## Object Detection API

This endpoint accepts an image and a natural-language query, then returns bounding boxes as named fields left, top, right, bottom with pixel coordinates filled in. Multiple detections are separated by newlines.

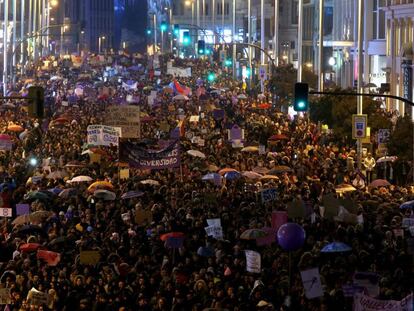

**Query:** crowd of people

left=0, top=52, right=412, bottom=311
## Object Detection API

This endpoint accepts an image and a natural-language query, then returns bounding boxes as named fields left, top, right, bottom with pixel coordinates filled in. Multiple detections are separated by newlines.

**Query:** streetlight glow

left=50, top=0, right=58, bottom=7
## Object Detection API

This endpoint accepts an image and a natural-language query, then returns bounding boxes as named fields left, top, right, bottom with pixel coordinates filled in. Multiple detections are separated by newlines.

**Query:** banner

left=245, top=250, right=261, bottom=274
left=353, top=293, right=413, bottom=311
left=87, top=125, right=120, bottom=146
left=105, top=105, right=140, bottom=138
left=167, top=67, right=192, bottom=77
left=120, top=139, right=180, bottom=170
left=122, top=81, right=138, bottom=91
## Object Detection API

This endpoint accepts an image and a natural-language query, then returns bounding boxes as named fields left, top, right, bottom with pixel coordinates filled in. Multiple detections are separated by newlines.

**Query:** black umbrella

left=0, top=271, right=16, bottom=283
left=16, top=225, right=46, bottom=237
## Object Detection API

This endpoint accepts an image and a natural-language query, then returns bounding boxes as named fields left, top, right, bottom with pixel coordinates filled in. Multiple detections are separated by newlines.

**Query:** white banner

left=205, top=225, right=223, bottom=240
left=245, top=250, right=261, bottom=274
left=167, top=66, right=192, bottom=77
left=353, top=293, right=413, bottom=311
left=87, top=125, right=120, bottom=146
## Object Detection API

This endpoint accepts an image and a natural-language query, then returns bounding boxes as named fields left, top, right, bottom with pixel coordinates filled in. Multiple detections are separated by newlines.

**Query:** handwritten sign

left=105, top=105, right=140, bottom=138
left=300, top=268, right=324, bottom=299
left=0, top=288, right=11, bottom=305
left=0, top=208, right=12, bottom=217
left=87, top=125, right=120, bottom=146
left=245, top=250, right=261, bottom=273
left=261, top=188, right=277, bottom=204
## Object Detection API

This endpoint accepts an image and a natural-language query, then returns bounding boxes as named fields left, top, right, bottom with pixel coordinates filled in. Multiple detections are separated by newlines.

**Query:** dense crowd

left=0, top=52, right=412, bottom=311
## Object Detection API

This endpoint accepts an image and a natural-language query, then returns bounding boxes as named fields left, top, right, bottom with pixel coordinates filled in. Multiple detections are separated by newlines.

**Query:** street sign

left=259, top=65, right=267, bottom=80
left=377, top=129, right=390, bottom=144
left=352, top=114, right=368, bottom=139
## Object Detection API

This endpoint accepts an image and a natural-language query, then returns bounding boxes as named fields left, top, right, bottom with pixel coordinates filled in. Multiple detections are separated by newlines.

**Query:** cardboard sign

left=300, top=268, right=324, bottom=299
left=119, top=168, right=130, bottom=180
left=79, top=251, right=101, bottom=265
left=105, top=105, right=141, bottom=138
left=135, top=209, right=153, bottom=225
left=0, top=288, right=11, bottom=305
left=0, top=208, right=12, bottom=217
left=205, top=226, right=223, bottom=240
left=27, top=288, right=49, bottom=306
left=245, top=250, right=261, bottom=273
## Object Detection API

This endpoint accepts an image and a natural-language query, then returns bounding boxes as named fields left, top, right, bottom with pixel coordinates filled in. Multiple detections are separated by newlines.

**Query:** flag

left=37, top=250, right=61, bottom=266
left=174, top=80, right=191, bottom=96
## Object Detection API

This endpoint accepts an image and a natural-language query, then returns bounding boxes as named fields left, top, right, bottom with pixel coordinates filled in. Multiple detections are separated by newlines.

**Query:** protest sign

left=27, top=288, right=49, bottom=306
left=0, top=139, right=12, bottom=151
left=205, top=226, right=223, bottom=240
left=261, top=188, right=277, bottom=204
left=167, top=66, right=192, bottom=77
left=105, top=105, right=140, bottom=138
left=402, top=218, right=414, bottom=228
left=0, top=208, right=12, bottom=217
left=135, top=208, right=153, bottom=225
left=245, top=250, right=261, bottom=273
left=79, top=251, right=101, bottom=265
left=207, top=218, right=221, bottom=227
left=353, top=293, right=413, bottom=311
left=271, top=211, right=288, bottom=230
left=16, top=204, right=30, bottom=216
left=120, top=139, right=180, bottom=170
left=87, top=125, right=119, bottom=146
left=300, top=268, right=324, bottom=299
left=119, top=168, right=130, bottom=180
left=228, top=125, right=244, bottom=142
left=0, top=288, right=11, bottom=304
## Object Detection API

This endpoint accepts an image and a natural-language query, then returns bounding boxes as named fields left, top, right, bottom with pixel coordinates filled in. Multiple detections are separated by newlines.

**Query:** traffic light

left=197, top=40, right=205, bottom=55
left=224, top=58, right=232, bottom=67
left=28, top=86, right=45, bottom=118
left=207, top=72, right=215, bottom=82
left=160, top=21, right=167, bottom=32
left=293, top=82, right=309, bottom=112
left=183, top=31, right=190, bottom=45
left=173, top=24, right=180, bottom=36
left=146, top=29, right=152, bottom=35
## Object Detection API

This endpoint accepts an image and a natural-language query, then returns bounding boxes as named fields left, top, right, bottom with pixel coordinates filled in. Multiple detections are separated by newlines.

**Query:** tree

left=387, top=116, right=413, bottom=160
left=268, top=65, right=318, bottom=104
left=309, top=90, right=393, bottom=142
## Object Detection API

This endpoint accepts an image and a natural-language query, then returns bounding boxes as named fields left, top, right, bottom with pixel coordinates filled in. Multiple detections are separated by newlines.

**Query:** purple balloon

left=277, top=223, right=306, bottom=251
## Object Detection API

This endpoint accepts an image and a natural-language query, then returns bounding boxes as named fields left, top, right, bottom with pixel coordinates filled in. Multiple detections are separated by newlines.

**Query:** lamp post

left=98, top=36, right=105, bottom=54
left=318, top=0, right=324, bottom=92
left=232, top=0, right=236, bottom=79
left=20, top=0, right=25, bottom=73
left=3, top=0, right=9, bottom=96
left=356, top=0, right=364, bottom=170
left=273, top=0, right=279, bottom=66
left=297, top=0, right=303, bottom=82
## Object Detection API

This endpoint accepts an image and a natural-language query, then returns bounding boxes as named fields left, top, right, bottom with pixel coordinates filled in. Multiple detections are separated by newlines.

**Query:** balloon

left=277, top=223, right=306, bottom=251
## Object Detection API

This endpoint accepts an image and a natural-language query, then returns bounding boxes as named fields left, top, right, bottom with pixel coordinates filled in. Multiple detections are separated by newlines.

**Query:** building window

left=373, top=0, right=385, bottom=39
left=291, top=0, right=298, bottom=25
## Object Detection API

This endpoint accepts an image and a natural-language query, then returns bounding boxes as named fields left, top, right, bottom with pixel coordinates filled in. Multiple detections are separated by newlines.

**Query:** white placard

left=300, top=268, right=324, bottom=299
left=0, top=208, right=12, bottom=217
left=87, top=125, right=119, bottom=146
left=245, top=250, right=261, bottom=273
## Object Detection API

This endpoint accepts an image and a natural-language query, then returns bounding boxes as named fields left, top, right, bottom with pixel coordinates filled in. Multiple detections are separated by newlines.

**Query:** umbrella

left=257, top=103, right=271, bottom=109
left=0, top=271, right=16, bottom=283
left=400, top=200, right=414, bottom=209
left=140, top=179, right=160, bottom=186
left=268, top=134, right=289, bottom=141
left=202, top=173, right=222, bottom=186
left=160, top=232, right=184, bottom=241
left=369, top=179, right=391, bottom=188
left=242, top=171, right=263, bottom=180
left=218, top=168, right=238, bottom=176
left=52, top=117, right=69, bottom=124
left=224, top=171, right=241, bottom=180
left=48, top=236, right=69, bottom=247
left=93, top=190, right=116, bottom=201
left=241, top=146, right=259, bottom=152
left=237, top=94, right=247, bottom=99
left=240, top=229, right=269, bottom=240
left=197, top=246, right=215, bottom=257
left=29, top=211, right=53, bottom=223
left=12, top=214, right=30, bottom=226
left=121, top=191, right=144, bottom=199
left=58, top=188, right=78, bottom=199
left=87, top=181, right=114, bottom=192
left=16, top=225, right=46, bottom=237
left=19, top=243, right=42, bottom=253
left=253, top=166, right=270, bottom=175
left=48, top=188, right=62, bottom=195
left=24, top=191, right=50, bottom=201
left=187, top=150, right=206, bottom=159
left=173, top=94, right=189, bottom=101
left=376, top=156, right=397, bottom=163
left=335, top=184, right=356, bottom=193
left=7, top=124, right=24, bottom=132
left=64, top=161, right=85, bottom=168
left=69, top=175, right=93, bottom=183
left=268, top=166, right=293, bottom=174
left=321, top=242, right=352, bottom=253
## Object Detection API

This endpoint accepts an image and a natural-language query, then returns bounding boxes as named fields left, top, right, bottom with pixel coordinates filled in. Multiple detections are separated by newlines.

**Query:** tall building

left=381, top=0, right=414, bottom=116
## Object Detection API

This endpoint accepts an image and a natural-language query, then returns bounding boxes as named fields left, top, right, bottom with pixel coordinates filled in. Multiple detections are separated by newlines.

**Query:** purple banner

left=120, top=139, right=180, bottom=170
